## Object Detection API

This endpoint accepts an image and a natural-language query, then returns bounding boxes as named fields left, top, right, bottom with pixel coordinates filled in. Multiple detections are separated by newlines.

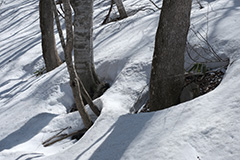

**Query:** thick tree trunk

left=63, top=0, right=93, bottom=129
left=149, top=0, right=192, bottom=111
left=71, top=0, right=100, bottom=98
left=114, top=0, right=127, bottom=19
left=39, top=0, right=62, bottom=72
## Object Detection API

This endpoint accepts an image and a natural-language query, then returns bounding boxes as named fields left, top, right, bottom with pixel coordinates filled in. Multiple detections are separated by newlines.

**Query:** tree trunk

left=52, top=0, right=66, bottom=50
left=149, top=0, right=192, bottom=111
left=114, top=0, right=127, bottom=19
left=71, top=0, right=100, bottom=98
left=63, top=0, right=93, bottom=129
left=39, top=0, right=62, bottom=72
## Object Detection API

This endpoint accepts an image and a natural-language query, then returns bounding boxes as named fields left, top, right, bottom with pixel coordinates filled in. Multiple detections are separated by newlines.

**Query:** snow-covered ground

left=0, top=0, right=240, bottom=159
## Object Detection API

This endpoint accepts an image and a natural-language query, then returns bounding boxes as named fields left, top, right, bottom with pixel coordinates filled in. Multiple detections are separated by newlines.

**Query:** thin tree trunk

left=114, top=0, right=127, bottom=19
left=63, top=0, right=93, bottom=129
left=39, top=0, right=62, bottom=72
left=52, top=0, right=66, bottom=50
left=71, top=0, right=100, bottom=98
left=102, top=0, right=114, bottom=25
left=78, top=79, right=101, bottom=116
left=149, top=0, right=192, bottom=111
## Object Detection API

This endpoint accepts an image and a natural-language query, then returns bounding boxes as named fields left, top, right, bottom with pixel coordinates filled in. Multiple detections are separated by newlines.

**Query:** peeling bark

left=71, top=0, right=100, bottom=98
left=63, top=0, right=93, bottom=129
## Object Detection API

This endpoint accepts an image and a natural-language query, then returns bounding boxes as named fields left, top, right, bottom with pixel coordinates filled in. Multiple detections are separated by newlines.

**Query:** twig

left=184, top=72, right=204, bottom=78
left=196, top=0, right=204, bottom=9
left=55, top=0, right=65, bottom=18
left=102, top=0, right=114, bottom=25
left=149, top=0, right=161, bottom=10
left=190, top=28, right=223, bottom=62
left=43, top=128, right=87, bottom=147
left=134, top=84, right=149, bottom=113
left=59, top=3, right=65, bottom=18
left=186, top=41, right=213, bottom=62
left=57, top=7, right=65, bottom=19
left=42, top=127, right=69, bottom=146
left=186, top=43, right=199, bottom=63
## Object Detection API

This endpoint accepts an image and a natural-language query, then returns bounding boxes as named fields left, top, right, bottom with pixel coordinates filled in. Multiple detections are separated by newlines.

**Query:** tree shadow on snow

left=75, top=113, right=153, bottom=160
left=0, top=113, right=57, bottom=152
left=16, top=153, right=44, bottom=160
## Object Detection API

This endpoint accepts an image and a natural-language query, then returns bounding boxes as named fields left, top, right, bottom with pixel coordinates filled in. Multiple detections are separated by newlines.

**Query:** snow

left=0, top=0, right=240, bottom=159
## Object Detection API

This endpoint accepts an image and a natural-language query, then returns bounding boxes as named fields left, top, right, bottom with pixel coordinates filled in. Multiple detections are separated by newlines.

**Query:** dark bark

left=149, top=0, right=192, bottom=111
left=39, top=0, right=62, bottom=72
left=114, top=0, right=128, bottom=19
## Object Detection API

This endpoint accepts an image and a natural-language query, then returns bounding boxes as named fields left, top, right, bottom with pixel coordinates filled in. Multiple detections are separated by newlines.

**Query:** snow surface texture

left=0, top=0, right=240, bottom=159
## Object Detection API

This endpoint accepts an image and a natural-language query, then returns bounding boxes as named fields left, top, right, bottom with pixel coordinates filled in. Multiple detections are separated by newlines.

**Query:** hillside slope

left=0, top=0, right=240, bottom=159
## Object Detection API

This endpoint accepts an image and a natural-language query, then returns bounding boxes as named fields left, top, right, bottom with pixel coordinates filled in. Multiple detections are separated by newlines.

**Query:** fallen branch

left=43, top=128, right=87, bottom=147
left=42, top=127, right=69, bottom=146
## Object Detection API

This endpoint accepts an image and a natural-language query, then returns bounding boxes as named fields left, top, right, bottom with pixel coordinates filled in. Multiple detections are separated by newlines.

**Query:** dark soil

left=185, top=67, right=226, bottom=95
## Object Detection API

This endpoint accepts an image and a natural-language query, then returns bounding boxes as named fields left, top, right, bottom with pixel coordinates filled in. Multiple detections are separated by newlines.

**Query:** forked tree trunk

left=114, top=0, right=127, bottom=19
left=63, top=0, right=93, bottom=129
left=71, top=0, right=100, bottom=98
left=102, top=0, right=127, bottom=25
left=39, top=0, right=62, bottom=72
left=149, top=0, right=192, bottom=111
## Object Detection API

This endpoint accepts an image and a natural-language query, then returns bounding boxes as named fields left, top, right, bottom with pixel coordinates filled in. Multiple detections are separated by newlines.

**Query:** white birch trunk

left=63, top=0, right=93, bottom=129
left=71, top=0, right=100, bottom=97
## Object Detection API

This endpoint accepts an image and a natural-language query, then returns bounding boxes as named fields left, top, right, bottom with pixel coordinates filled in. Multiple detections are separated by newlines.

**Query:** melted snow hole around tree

left=132, top=64, right=228, bottom=113
left=180, top=65, right=228, bottom=103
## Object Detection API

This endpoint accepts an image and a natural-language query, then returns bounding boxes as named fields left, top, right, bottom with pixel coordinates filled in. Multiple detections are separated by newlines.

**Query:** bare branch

left=190, top=28, right=223, bottom=62
left=43, top=128, right=87, bottom=147
left=102, top=0, right=114, bottom=25
left=149, top=0, right=161, bottom=10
